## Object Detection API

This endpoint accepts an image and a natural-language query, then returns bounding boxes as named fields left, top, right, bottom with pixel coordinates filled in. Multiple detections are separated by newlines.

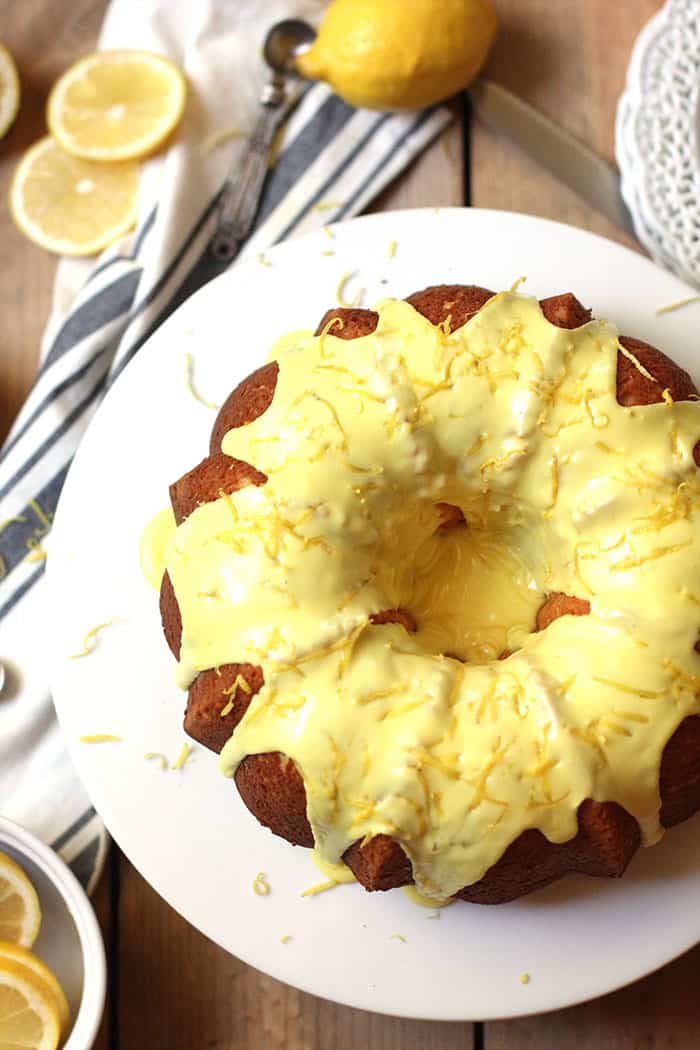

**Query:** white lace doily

left=616, top=0, right=700, bottom=287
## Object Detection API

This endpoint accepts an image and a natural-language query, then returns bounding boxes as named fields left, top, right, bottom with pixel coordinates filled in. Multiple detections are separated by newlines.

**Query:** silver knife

left=469, top=78, right=636, bottom=238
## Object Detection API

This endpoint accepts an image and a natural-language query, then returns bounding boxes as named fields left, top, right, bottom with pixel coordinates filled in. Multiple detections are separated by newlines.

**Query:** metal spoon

left=210, top=19, right=316, bottom=262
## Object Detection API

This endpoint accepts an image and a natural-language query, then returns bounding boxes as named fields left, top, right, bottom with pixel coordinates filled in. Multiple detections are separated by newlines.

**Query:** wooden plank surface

left=0, top=0, right=107, bottom=445
left=0, top=6, right=113, bottom=1050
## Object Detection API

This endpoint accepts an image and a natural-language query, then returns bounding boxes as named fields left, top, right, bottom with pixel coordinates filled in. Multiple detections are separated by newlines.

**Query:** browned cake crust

left=161, top=284, right=700, bottom=904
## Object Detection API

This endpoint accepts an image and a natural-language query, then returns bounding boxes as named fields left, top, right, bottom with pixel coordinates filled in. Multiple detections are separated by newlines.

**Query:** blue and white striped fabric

left=0, top=0, right=452, bottom=891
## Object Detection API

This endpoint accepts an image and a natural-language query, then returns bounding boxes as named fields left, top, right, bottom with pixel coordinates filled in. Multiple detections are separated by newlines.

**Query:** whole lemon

left=298, top=0, right=498, bottom=111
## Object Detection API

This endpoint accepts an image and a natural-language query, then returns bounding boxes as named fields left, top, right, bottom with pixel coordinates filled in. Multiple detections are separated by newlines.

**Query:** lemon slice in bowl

left=0, top=958, right=61, bottom=1050
left=10, top=136, right=139, bottom=255
left=0, top=851, right=41, bottom=949
left=0, top=42, right=20, bottom=140
left=0, top=945, right=69, bottom=1038
left=47, top=49, right=186, bottom=161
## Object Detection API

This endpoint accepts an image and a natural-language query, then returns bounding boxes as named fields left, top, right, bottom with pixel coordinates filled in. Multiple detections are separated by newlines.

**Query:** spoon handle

left=210, top=78, right=286, bottom=262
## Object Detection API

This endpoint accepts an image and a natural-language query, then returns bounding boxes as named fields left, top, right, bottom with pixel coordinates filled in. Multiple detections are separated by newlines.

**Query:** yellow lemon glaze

left=161, top=292, right=700, bottom=901
left=311, top=849, right=357, bottom=885
left=402, top=884, right=453, bottom=909
left=140, top=506, right=176, bottom=589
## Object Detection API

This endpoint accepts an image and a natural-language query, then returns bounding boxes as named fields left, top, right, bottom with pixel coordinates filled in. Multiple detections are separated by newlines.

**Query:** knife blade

left=469, top=77, right=637, bottom=238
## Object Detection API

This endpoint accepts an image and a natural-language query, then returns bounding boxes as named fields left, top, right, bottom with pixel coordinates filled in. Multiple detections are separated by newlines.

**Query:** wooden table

left=3, top=1, right=699, bottom=1046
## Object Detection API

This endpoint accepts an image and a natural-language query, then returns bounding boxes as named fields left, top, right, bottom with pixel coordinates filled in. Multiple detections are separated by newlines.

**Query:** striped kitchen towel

left=0, top=0, right=452, bottom=891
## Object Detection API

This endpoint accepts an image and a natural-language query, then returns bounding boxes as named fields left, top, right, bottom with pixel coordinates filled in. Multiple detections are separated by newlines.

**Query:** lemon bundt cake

left=155, top=284, right=700, bottom=904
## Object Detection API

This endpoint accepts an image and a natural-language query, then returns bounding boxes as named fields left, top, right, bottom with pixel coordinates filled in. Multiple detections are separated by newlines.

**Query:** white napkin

left=0, top=0, right=452, bottom=891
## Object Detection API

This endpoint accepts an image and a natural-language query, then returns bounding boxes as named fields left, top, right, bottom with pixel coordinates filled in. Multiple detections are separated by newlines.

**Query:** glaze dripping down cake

left=151, top=284, right=700, bottom=904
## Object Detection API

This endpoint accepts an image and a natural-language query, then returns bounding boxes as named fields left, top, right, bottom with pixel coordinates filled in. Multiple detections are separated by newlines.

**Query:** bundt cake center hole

left=397, top=503, right=545, bottom=664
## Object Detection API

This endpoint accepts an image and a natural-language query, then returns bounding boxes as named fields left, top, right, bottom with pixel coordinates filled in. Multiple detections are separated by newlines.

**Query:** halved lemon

left=0, top=851, right=41, bottom=949
left=0, top=42, right=19, bottom=140
left=10, top=136, right=139, bottom=255
left=0, top=958, right=61, bottom=1050
left=47, top=49, right=187, bottom=161
left=0, top=945, right=69, bottom=1038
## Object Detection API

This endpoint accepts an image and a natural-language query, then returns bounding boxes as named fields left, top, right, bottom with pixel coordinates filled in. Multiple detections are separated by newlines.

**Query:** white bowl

left=0, top=816, right=106, bottom=1049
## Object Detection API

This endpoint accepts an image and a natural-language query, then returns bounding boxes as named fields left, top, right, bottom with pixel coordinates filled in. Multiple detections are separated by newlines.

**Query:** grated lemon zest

left=184, top=352, right=221, bottom=410
left=520, top=973, right=530, bottom=985
left=317, top=315, right=344, bottom=359
left=171, top=742, right=193, bottom=770
left=253, top=872, right=270, bottom=896
left=656, top=295, right=700, bottom=315
left=222, top=673, right=253, bottom=698
left=70, top=620, right=114, bottom=659
left=336, top=270, right=364, bottom=308
left=280, top=934, right=292, bottom=944
left=662, top=387, right=674, bottom=406
left=388, top=239, right=397, bottom=259
left=584, top=390, right=609, bottom=428
left=544, top=454, right=559, bottom=516
left=79, top=734, right=121, bottom=743
left=301, top=879, right=339, bottom=897
left=390, top=933, right=407, bottom=943
left=322, top=224, right=335, bottom=239
left=618, top=343, right=657, bottom=383
left=509, top=276, right=527, bottom=293
left=144, top=751, right=168, bottom=769
left=592, top=676, right=664, bottom=699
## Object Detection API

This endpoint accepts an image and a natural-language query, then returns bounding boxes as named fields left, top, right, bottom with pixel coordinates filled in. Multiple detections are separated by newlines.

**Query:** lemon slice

left=0, top=851, right=41, bottom=949
left=0, top=945, right=69, bottom=1037
left=47, top=49, right=187, bottom=161
left=0, top=42, right=19, bottom=140
left=10, top=136, right=139, bottom=256
left=0, top=958, right=61, bottom=1050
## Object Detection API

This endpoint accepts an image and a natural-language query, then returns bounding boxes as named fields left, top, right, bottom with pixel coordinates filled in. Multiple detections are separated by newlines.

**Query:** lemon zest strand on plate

left=144, top=751, right=168, bottom=769
left=69, top=621, right=114, bottom=659
left=314, top=200, right=341, bottom=212
left=300, top=879, right=340, bottom=897
left=336, top=271, right=364, bottom=308
left=184, top=352, right=221, bottom=410
left=79, top=734, right=122, bottom=743
left=171, top=743, right=193, bottom=770
left=520, top=972, right=531, bottom=985
left=253, top=872, right=270, bottom=896
left=509, top=275, right=527, bottom=293
left=388, top=239, right=397, bottom=259
left=656, top=295, right=700, bottom=315
left=390, top=933, right=407, bottom=943
left=322, top=224, right=335, bottom=239
left=280, top=934, right=292, bottom=944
